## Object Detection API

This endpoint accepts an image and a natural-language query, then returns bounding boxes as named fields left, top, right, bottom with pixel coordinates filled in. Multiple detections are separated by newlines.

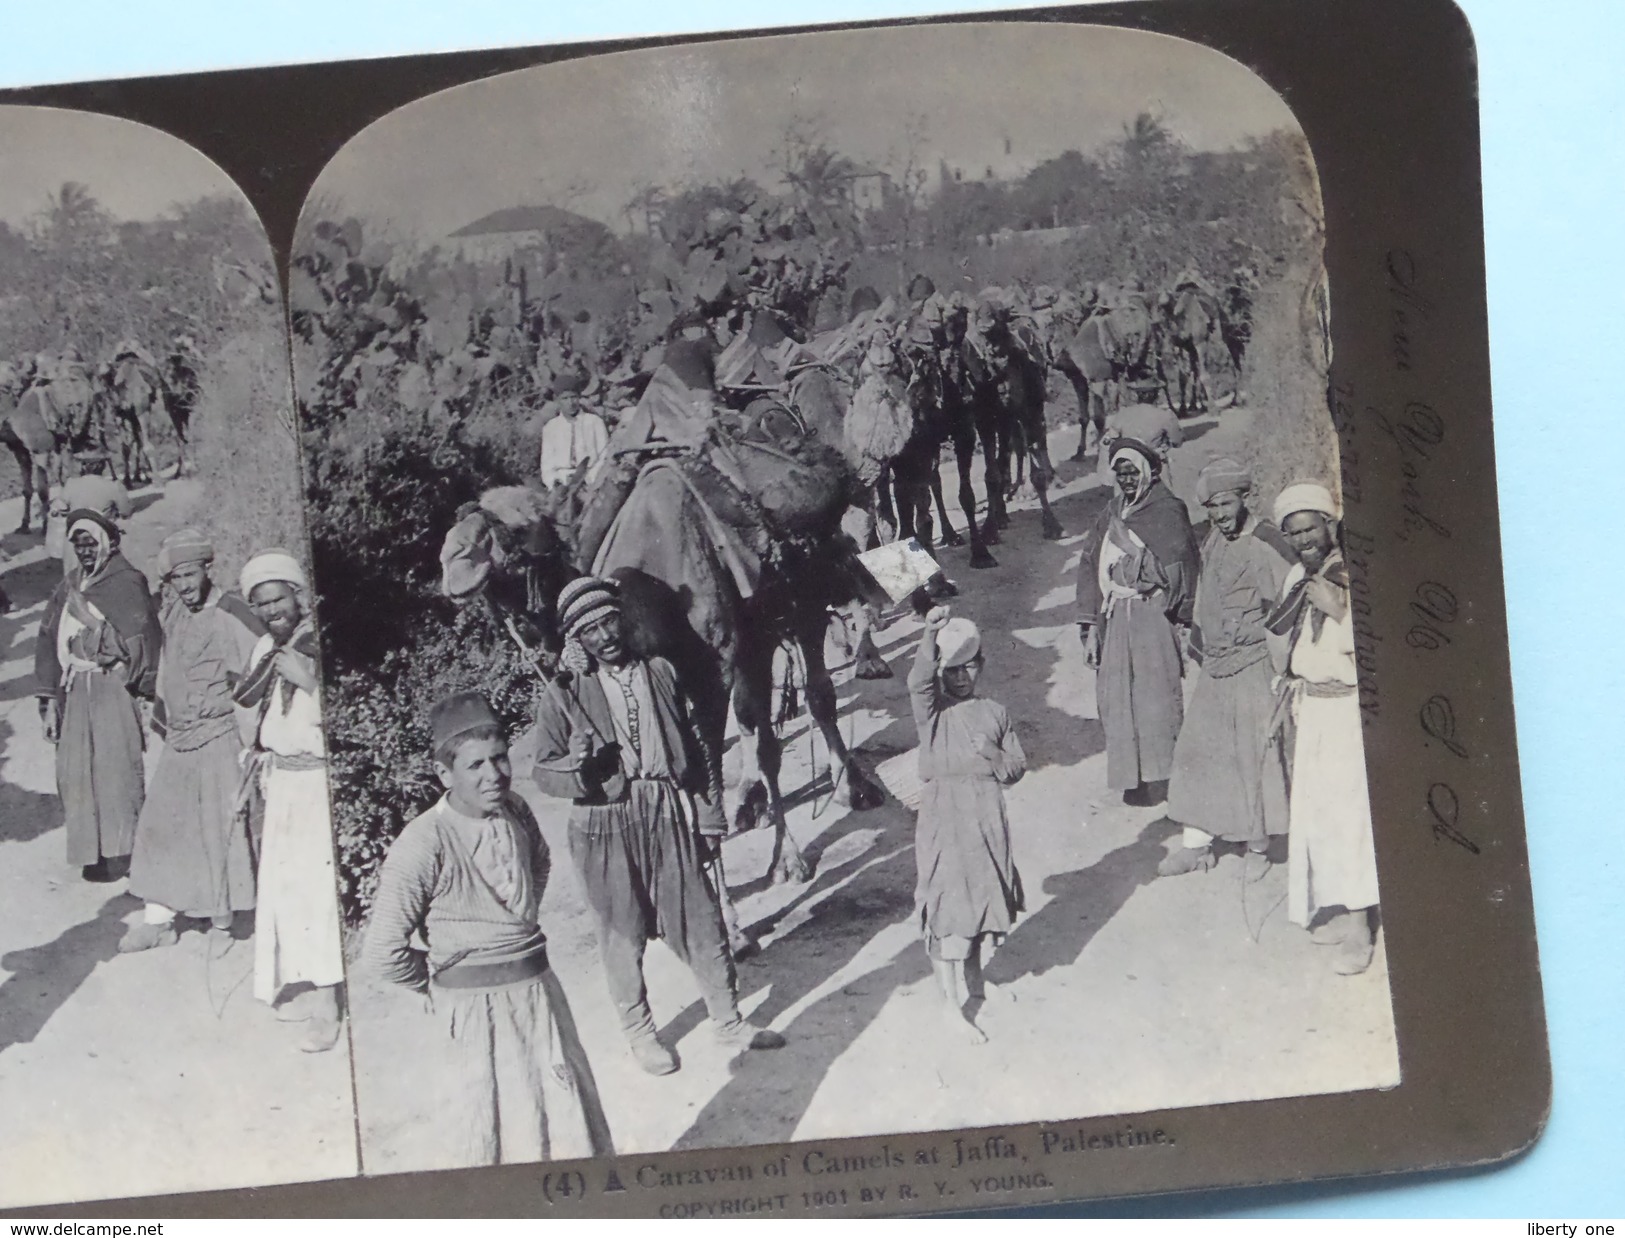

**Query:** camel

left=1053, top=293, right=1166, bottom=462
left=966, top=304, right=1065, bottom=544
left=105, top=348, right=191, bottom=485
left=1, top=363, right=55, bottom=533
left=1160, top=283, right=1235, bottom=416
left=1, top=357, right=108, bottom=532
left=440, top=351, right=887, bottom=957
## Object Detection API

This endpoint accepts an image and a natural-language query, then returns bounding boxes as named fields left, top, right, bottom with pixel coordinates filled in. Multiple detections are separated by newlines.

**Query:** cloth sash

left=1098, top=511, right=1161, bottom=617
left=57, top=591, right=113, bottom=686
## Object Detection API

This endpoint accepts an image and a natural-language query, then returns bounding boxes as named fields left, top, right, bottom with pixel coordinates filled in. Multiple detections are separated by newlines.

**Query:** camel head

left=440, top=484, right=575, bottom=678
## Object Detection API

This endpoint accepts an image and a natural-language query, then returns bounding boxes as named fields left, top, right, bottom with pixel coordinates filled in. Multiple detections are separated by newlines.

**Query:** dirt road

left=0, top=486, right=357, bottom=1211
left=347, top=410, right=1400, bottom=1172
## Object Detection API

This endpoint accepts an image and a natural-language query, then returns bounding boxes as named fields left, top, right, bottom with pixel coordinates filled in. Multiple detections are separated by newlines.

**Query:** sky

left=308, top=21, right=1303, bottom=242
left=0, top=105, right=244, bottom=228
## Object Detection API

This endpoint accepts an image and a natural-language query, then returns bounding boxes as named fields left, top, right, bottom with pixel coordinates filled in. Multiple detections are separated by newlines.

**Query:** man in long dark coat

left=35, top=509, right=162, bottom=881
left=1076, top=439, right=1201, bottom=805
left=531, top=576, right=784, bottom=1076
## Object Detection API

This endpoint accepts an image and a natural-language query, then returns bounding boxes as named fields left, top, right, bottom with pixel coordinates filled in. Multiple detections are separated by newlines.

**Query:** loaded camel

left=440, top=340, right=887, bottom=958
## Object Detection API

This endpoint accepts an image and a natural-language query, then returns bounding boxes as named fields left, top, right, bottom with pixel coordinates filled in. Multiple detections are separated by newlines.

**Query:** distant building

left=447, top=204, right=623, bottom=266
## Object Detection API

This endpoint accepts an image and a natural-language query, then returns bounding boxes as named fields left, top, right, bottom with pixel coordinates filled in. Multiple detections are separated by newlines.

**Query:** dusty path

left=0, top=488, right=358, bottom=1211
left=348, top=410, right=1399, bottom=1172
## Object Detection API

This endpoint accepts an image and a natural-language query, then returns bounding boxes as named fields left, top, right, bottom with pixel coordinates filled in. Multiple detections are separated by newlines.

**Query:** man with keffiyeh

left=34, top=508, right=162, bottom=882
left=1269, top=482, right=1381, bottom=976
left=1159, top=458, right=1296, bottom=878
left=120, top=529, right=265, bottom=952
left=1075, top=439, right=1201, bottom=807
left=234, top=548, right=346, bottom=1051
left=530, top=575, right=784, bottom=1076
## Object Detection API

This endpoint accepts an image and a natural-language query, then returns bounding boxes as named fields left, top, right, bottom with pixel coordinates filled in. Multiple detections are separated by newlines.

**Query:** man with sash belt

left=1076, top=438, right=1201, bottom=806
left=365, top=692, right=611, bottom=1167
left=1266, top=482, right=1381, bottom=976
left=531, top=576, right=785, bottom=1076
left=35, top=508, right=162, bottom=882
left=234, top=549, right=346, bottom=1050
left=1160, top=459, right=1295, bottom=877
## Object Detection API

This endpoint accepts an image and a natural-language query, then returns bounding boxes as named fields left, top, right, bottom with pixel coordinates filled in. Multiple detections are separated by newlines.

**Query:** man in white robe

left=538, top=396, right=607, bottom=489
left=1270, top=482, right=1381, bottom=976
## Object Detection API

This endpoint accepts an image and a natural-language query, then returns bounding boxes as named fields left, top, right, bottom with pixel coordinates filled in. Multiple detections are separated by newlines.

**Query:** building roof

left=450, top=204, right=599, bottom=238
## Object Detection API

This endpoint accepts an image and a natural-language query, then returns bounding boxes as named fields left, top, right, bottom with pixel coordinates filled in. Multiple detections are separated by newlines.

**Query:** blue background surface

left=0, top=0, right=1617, bottom=1218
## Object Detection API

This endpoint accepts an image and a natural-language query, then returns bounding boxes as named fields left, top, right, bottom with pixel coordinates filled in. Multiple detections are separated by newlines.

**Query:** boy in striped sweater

left=364, top=691, right=611, bottom=1167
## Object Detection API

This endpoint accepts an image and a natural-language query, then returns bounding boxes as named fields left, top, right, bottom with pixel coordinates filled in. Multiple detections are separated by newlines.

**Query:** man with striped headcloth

left=1075, top=439, right=1201, bottom=806
left=1159, top=459, right=1296, bottom=877
left=234, top=548, right=345, bottom=1051
left=34, top=509, right=162, bottom=882
left=120, top=529, right=266, bottom=952
left=1270, top=482, right=1381, bottom=976
left=530, top=575, right=784, bottom=1075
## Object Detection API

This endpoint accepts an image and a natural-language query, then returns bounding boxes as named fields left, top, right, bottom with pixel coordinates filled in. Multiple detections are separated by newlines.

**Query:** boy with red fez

left=1076, top=439, right=1201, bottom=806
left=121, top=529, right=266, bottom=952
left=365, top=692, right=610, bottom=1167
left=35, top=509, right=162, bottom=882
left=531, top=575, right=784, bottom=1075
left=1160, top=459, right=1296, bottom=877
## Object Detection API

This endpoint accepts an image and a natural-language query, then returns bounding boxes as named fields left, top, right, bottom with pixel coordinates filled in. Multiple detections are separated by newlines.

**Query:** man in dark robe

left=531, top=576, right=784, bottom=1076
left=1076, top=439, right=1200, bottom=805
left=1160, top=458, right=1295, bottom=876
left=35, top=509, right=162, bottom=881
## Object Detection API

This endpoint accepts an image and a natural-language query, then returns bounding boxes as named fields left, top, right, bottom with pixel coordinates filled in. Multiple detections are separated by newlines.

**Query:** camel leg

left=170, top=412, right=188, bottom=478
left=731, top=644, right=809, bottom=886
left=929, top=464, right=962, bottom=547
left=903, top=453, right=934, bottom=551
left=843, top=603, right=893, bottom=680
left=799, top=613, right=884, bottom=812
left=875, top=466, right=900, bottom=544
left=1030, top=422, right=1064, bottom=541
left=138, top=412, right=160, bottom=486
left=975, top=404, right=1007, bottom=539
left=1064, top=369, right=1094, bottom=462
left=1006, top=419, right=1027, bottom=501
left=7, top=443, right=36, bottom=533
left=955, top=425, right=995, bottom=568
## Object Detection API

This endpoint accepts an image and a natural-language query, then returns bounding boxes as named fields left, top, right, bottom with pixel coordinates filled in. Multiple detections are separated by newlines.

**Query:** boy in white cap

left=1268, top=482, right=1380, bottom=975
left=910, top=605, right=1027, bottom=1043
left=530, top=575, right=784, bottom=1074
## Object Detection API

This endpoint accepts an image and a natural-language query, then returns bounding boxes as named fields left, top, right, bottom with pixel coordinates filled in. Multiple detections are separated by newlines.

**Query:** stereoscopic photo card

left=0, top=0, right=1547, bottom=1218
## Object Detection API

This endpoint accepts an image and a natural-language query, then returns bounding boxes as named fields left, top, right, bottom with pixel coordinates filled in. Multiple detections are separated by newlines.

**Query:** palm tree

left=42, top=181, right=110, bottom=244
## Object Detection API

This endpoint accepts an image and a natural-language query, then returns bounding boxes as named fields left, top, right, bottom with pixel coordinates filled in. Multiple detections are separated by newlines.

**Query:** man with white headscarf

left=1268, top=482, right=1381, bottom=976
left=34, top=509, right=162, bottom=881
left=234, top=548, right=346, bottom=1051
left=1076, top=438, right=1201, bottom=806
left=1160, top=459, right=1296, bottom=877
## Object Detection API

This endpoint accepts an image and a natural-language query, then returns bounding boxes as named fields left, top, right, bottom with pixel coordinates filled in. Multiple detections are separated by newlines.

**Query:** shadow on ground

left=0, top=892, right=138, bottom=1055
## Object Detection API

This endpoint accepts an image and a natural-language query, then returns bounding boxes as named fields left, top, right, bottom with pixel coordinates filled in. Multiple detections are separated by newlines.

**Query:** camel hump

left=6, top=388, right=59, bottom=453
left=1064, top=317, right=1115, bottom=382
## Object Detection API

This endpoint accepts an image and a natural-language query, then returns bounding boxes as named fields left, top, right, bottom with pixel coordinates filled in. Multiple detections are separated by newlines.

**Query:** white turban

left=938, top=617, right=982, bottom=668
left=1273, top=481, right=1341, bottom=526
left=240, top=549, right=309, bottom=598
